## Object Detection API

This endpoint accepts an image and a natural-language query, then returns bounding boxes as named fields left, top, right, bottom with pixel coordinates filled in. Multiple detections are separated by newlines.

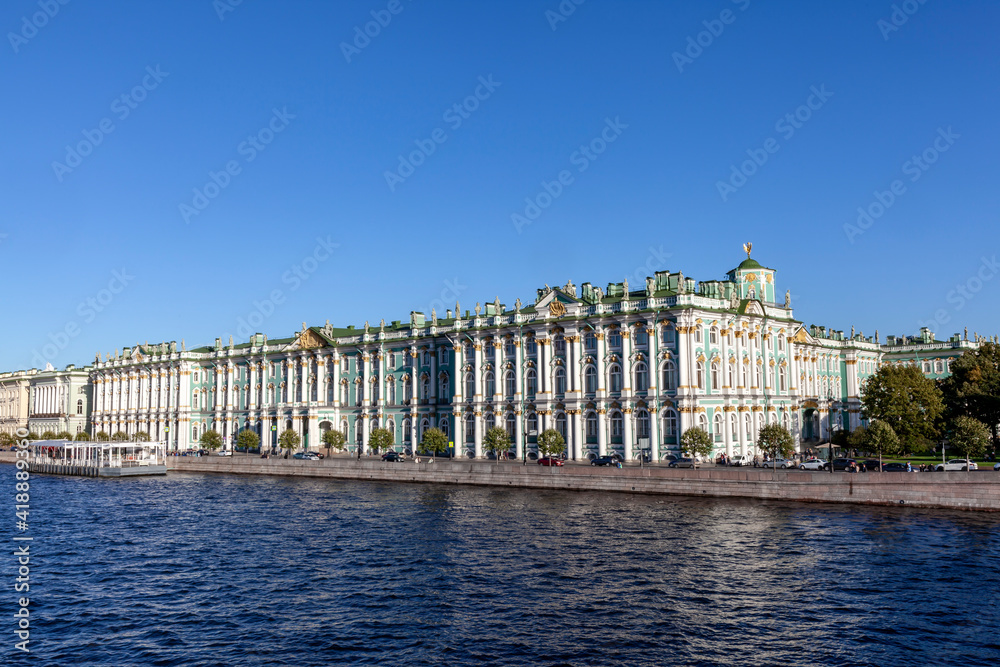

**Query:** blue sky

left=2, top=0, right=998, bottom=372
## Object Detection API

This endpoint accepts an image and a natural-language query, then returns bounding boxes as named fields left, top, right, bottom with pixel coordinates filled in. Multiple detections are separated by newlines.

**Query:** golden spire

left=743, top=242, right=752, bottom=258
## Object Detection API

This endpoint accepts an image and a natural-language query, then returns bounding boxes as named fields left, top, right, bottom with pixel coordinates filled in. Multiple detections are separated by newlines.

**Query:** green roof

left=737, top=258, right=763, bottom=270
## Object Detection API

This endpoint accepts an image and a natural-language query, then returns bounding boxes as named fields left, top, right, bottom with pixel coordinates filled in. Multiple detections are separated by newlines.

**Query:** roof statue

left=851, top=325, right=855, bottom=338
left=431, top=308, right=437, bottom=325
left=364, top=321, right=370, bottom=334
left=965, top=327, right=968, bottom=340
left=677, top=272, right=685, bottom=294
left=623, top=277, right=629, bottom=294
left=743, top=242, right=752, bottom=258
left=646, top=276, right=654, bottom=296
left=594, top=286, right=604, bottom=300
left=494, top=296, right=501, bottom=313
left=475, top=302, right=481, bottom=316
left=181, top=339, right=186, bottom=351
left=410, top=312, right=417, bottom=326
left=544, top=283, right=550, bottom=291
left=564, top=279, right=576, bottom=297
left=455, top=301, right=460, bottom=315
left=515, top=298, right=522, bottom=311
left=875, top=329, right=879, bottom=343
left=784, top=290, right=790, bottom=308
left=380, top=319, right=385, bottom=331
left=730, top=287, right=740, bottom=310
left=301, top=322, right=308, bottom=333
left=229, top=335, right=234, bottom=348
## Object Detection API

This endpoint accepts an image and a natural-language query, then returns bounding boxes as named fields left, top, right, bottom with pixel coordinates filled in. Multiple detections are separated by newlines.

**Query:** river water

left=4, top=470, right=1000, bottom=666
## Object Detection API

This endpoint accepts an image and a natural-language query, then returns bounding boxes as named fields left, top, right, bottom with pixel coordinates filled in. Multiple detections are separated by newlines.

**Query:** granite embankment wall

left=4, top=451, right=997, bottom=511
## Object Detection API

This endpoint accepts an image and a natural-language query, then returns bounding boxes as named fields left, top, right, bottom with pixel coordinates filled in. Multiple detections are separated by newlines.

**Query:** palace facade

left=70, top=254, right=985, bottom=460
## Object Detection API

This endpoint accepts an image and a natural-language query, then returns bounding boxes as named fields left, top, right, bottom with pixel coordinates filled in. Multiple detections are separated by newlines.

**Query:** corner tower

left=726, top=243, right=776, bottom=302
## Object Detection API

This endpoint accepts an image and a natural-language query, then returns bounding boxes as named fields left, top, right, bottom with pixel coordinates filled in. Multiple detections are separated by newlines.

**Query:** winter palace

left=0, top=251, right=989, bottom=460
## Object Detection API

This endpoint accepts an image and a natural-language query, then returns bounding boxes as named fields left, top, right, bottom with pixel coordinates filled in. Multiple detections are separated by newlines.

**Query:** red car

left=537, top=457, right=564, bottom=467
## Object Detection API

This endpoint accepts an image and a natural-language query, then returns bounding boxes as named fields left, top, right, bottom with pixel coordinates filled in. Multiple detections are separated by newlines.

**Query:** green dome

left=738, top=258, right=763, bottom=270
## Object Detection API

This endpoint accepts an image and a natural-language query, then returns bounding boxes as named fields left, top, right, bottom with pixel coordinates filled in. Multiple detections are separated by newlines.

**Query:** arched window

left=662, top=360, right=677, bottom=392
left=610, top=411, right=623, bottom=444
left=710, top=327, right=718, bottom=344
left=696, top=362, right=705, bottom=390
left=484, top=371, right=495, bottom=399
left=662, top=409, right=678, bottom=439
left=778, top=366, right=787, bottom=392
left=192, top=425, right=199, bottom=441
left=744, top=413, right=752, bottom=440
left=527, top=413, right=538, bottom=437
left=465, top=372, right=475, bottom=399
left=778, top=335, right=785, bottom=351
left=464, top=415, right=475, bottom=443
left=526, top=368, right=537, bottom=398
left=698, top=413, right=708, bottom=434
left=439, top=373, right=449, bottom=398
left=504, top=371, right=516, bottom=398
left=485, top=413, right=495, bottom=432
left=728, top=361, right=735, bottom=388
left=440, top=418, right=450, bottom=438
left=635, top=362, right=648, bottom=392
left=340, top=382, right=348, bottom=405
left=556, top=413, right=567, bottom=440
left=730, top=413, right=737, bottom=442
left=505, top=413, right=516, bottom=438
left=371, top=377, right=380, bottom=403
left=355, top=381, right=363, bottom=407
left=586, top=412, right=598, bottom=443
left=420, top=418, right=429, bottom=440
left=664, top=326, right=676, bottom=345
left=710, top=362, right=719, bottom=390
left=76, top=399, right=83, bottom=415
left=713, top=412, right=723, bottom=442
left=355, top=418, right=364, bottom=444
left=582, top=365, right=596, bottom=394
left=554, top=367, right=566, bottom=395
left=694, top=327, right=702, bottom=344
left=609, top=364, right=622, bottom=393
left=387, top=378, right=396, bottom=405
left=934, top=360, right=943, bottom=374
left=782, top=411, right=790, bottom=431
left=636, top=410, right=650, bottom=439
left=756, top=413, right=764, bottom=438
left=419, top=377, right=427, bottom=400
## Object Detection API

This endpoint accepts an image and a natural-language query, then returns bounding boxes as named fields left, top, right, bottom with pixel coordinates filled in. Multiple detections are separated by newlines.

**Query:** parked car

left=537, top=457, right=564, bottom=467
left=729, top=454, right=752, bottom=467
left=292, top=452, right=320, bottom=460
left=381, top=452, right=404, bottom=462
left=994, top=462, right=1000, bottom=471
left=881, top=462, right=914, bottom=473
left=936, top=459, right=978, bottom=471
left=861, top=459, right=882, bottom=472
left=759, top=457, right=795, bottom=469
left=799, top=458, right=829, bottom=470
left=832, top=458, right=860, bottom=472
left=217, top=450, right=233, bottom=457
left=591, top=456, right=619, bottom=467
left=668, top=457, right=700, bottom=468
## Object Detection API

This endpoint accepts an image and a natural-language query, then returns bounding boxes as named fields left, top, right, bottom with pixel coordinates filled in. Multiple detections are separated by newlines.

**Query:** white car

left=995, top=462, right=1000, bottom=471
left=729, top=454, right=752, bottom=467
left=799, top=458, right=829, bottom=470
left=936, top=459, right=977, bottom=471
left=216, top=450, right=233, bottom=457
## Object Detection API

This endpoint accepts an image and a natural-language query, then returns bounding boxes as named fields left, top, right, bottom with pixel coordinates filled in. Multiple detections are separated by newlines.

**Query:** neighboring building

left=0, top=369, right=34, bottom=437
left=16, top=252, right=997, bottom=458
left=26, top=365, right=93, bottom=437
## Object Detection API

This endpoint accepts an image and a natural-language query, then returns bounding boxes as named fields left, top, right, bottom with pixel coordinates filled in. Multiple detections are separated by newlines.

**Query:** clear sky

left=2, top=0, right=998, bottom=372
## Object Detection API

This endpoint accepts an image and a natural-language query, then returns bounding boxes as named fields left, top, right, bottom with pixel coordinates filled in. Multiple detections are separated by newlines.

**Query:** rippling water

left=4, top=468, right=1000, bottom=666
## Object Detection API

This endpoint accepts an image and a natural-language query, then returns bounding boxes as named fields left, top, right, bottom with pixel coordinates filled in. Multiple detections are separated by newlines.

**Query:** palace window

left=662, top=361, right=677, bottom=392
left=505, top=340, right=516, bottom=357
left=554, top=367, right=566, bottom=395
left=585, top=366, right=597, bottom=394
left=556, top=413, right=567, bottom=440
left=554, top=337, right=566, bottom=355
left=484, top=371, right=495, bottom=398
left=608, top=331, right=622, bottom=348
left=505, top=413, right=516, bottom=438
left=584, top=333, right=597, bottom=350
left=609, top=364, right=622, bottom=393
left=465, top=416, right=475, bottom=444
left=696, top=362, right=705, bottom=390
left=710, top=328, right=718, bottom=345
left=527, top=339, right=537, bottom=355
left=779, top=366, right=787, bottom=392
left=710, top=363, right=719, bottom=390
left=441, top=418, right=450, bottom=438
left=662, top=409, right=678, bottom=438
left=76, top=399, right=83, bottom=415
left=664, top=327, right=676, bottom=346
left=714, top=412, right=723, bottom=443
left=505, top=371, right=516, bottom=398
left=636, top=329, right=648, bottom=347
left=610, top=411, right=623, bottom=444
left=636, top=411, right=650, bottom=439
left=526, top=369, right=537, bottom=398
left=635, top=362, right=648, bottom=392
left=586, top=413, right=598, bottom=442
left=694, top=328, right=702, bottom=344
left=465, top=373, right=475, bottom=399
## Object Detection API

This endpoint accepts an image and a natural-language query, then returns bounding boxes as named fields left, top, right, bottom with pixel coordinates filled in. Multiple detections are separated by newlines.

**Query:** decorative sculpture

left=743, top=242, right=752, bottom=258
left=475, top=302, right=481, bottom=316
left=646, top=276, right=654, bottom=296
left=515, top=298, right=522, bottom=311
left=784, top=290, right=790, bottom=307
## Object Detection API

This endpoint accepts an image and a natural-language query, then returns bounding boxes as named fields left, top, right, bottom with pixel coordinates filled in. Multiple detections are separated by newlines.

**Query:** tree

left=200, top=429, right=223, bottom=451
left=94, top=431, right=110, bottom=442
left=131, top=431, right=150, bottom=442
left=859, top=421, right=901, bottom=470
left=111, top=431, right=130, bottom=442
left=755, top=424, right=795, bottom=466
left=680, top=427, right=714, bottom=459
left=40, top=430, right=57, bottom=440
left=483, top=427, right=512, bottom=460
left=236, top=429, right=260, bottom=454
left=949, top=416, right=990, bottom=467
left=0, top=432, right=14, bottom=447
left=536, top=428, right=566, bottom=458
left=56, top=431, right=74, bottom=440
left=27, top=432, right=39, bottom=440
left=74, top=431, right=90, bottom=442
left=368, top=427, right=394, bottom=454
left=278, top=428, right=300, bottom=453
left=861, top=365, right=943, bottom=453
left=323, top=428, right=346, bottom=458
left=941, top=342, right=1000, bottom=452
left=420, top=427, right=448, bottom=459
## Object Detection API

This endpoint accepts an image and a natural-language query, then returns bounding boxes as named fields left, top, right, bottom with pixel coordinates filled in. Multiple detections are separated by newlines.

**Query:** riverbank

left=5, top=451, right=997, bottom=511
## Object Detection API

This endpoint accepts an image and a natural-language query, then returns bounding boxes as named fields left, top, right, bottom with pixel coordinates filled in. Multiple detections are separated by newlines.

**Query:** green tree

left=536, top=428, right=566, bottom=458
left=483, top=427, right=512, bottom=460
left=948, top=416, right=990, bottom=467
left=680, top=426, right=714, bottom=459
left=861, top=364, right=943, bottom=453
left=860, top=421, right=901, bottom=469
left=74, top=431, right=91, bottom=442
left=368, top=427, right=394, bottom=454
left=200, top=429, right=223, bottom=451
left=40, top=430, right=57, bottom=440
left=0, top=432, right=14, bottom=447
left=131, top=431, right=151, bottom=442
left=323, top=428, right=346, bottom=458
left=55, top=431, right=74, bottom=440
left=278, top=428, right=300, bottom=453
left=27, top=432, right=39, bottom=440
left=94, top=431, right=110, bottom=442
left=756, top=424, right=795, bottom=466
left=236, top=429, right=260, bottom=454
left=420, top=427, right=448, bottom=459
left=941, top=342, right=1000, bottom=452
left=111, top=431, right=130, bottom=442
